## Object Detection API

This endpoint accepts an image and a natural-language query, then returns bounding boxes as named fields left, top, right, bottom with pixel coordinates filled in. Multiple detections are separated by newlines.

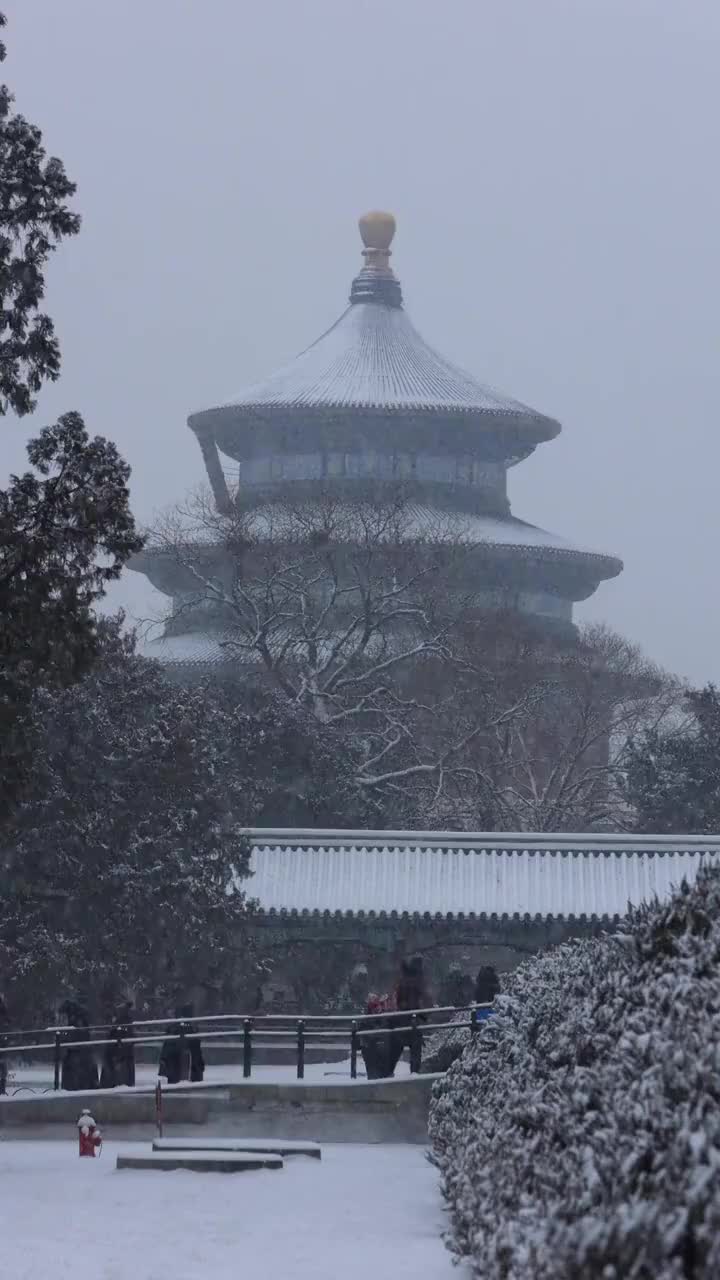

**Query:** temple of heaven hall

left=131, top=211, right=622, bottom=671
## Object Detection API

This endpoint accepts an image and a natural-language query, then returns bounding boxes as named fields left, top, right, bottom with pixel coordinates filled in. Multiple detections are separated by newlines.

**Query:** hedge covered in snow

left=429, top=865, right=720, bottom=1279
left=422, top=1002, right=502, bottom=1074
left=421, top=1011, right=472, bottom=1074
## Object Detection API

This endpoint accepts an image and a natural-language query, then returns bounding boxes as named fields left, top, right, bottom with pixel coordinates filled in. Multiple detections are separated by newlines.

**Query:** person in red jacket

left=360, top=991, right=396, bottom=1079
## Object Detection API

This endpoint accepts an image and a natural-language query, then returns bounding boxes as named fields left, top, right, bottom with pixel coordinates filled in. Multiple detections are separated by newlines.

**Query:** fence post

left=410, top=1014, right=422, bottom=1074
left=127, top=1021, right=136, bottom=1088
left=155, top=1077, right=163, bottom=1139
left=350, top=1020, right=358, bottom=1080
left=243, top=1019, right=252, bottom=1079
left=53, top=1031, right=62, bottom=1091
left=470, top=1006, right=479, bottom=1038
left=296, top=1019, right=305, bottom=1080
left=178, top=1021, right=189, bottom=1081
left=113, top=1019, right=123, bottom=1078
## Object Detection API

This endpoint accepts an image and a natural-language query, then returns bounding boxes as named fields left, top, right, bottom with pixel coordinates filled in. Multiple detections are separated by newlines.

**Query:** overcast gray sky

left=2, top=0, right=719, bottom=683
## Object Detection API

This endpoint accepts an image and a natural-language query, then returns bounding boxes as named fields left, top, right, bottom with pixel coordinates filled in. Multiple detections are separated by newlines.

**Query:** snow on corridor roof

left=245, top=830, right=720, bottom=921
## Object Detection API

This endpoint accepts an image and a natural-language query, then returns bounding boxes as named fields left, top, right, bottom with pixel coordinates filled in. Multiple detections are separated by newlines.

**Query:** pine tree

left=0, top=623, right=377, bottom=1015
left=0, top=16, right=141, bottom=812
left=625, top=684, right=720, bottom=833
left=0, top=414, right=142, bottom=813
left=0, top=623, right=255, bottom=1014
left=0, top=13, right=80, bottom=417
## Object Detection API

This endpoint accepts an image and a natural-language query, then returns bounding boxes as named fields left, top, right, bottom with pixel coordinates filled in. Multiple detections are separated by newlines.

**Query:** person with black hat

left=385, top=955, right=432, bottom=1078
left=474, top=964, right=500, bottom=1013
left=100, top=1001, right=136, bottom=1088
left=158, top=1005, right=204, bottom=1084
left=59, top=999, right=99, bottom=1091
left=473, top=964, right=500, bottom=1033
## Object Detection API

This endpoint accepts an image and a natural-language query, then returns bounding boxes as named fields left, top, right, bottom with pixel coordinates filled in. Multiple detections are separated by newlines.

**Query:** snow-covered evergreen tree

left=429, top=866, right=720, bottom=1278
left=0, top=624, right=256, bottom=1014
left=626, top=684, right=720, bottom=833
left=1, top=416, right=142, bottom=815
left=0, top=13, right=80, bottom=417
left=0, top=17, right=141, bottom=815
left=0, top=622, right=377, bottom=1016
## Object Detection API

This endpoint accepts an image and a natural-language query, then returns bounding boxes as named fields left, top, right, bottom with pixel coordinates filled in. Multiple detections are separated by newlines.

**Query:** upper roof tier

left=188, top=212, right=561, bottom=464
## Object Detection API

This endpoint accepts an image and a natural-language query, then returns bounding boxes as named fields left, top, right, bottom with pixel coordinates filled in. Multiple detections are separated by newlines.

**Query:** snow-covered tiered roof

left=188, top=210, right=560, bottom=452
left=245, top=829, right=720, bottom=922
left=193, top=302, right=559, bottom=428
left=131, top=210, right=623, bottom=657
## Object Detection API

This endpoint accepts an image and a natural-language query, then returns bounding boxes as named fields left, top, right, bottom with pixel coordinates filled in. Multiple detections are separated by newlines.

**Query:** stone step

left=117, top=1150, right=283, bottom=1173
left=153, top=1137, right=321, bottom=1159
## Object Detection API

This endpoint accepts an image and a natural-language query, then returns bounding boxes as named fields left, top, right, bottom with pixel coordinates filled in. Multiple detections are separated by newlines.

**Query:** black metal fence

left=0, top=1003, right=488, bottom=1092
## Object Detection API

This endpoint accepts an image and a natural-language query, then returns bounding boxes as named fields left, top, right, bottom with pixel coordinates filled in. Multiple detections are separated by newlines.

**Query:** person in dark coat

left=396, top=954, right=431, bottom=1014
left=348, top=964, right=370, bottom=1010
left=100, top=1002, right=136, bottom=1089
left=158, top=1005, right=204, bottom=1084
left=59, top=1000, right=99, bottom=1091
left=359, top=991, right=396, bottom=1080
left=473, top=964, right=500, bottom=1025
left=439, top=962, right=474, bottom=1010
left=385, top=955, right=432, bottom=1078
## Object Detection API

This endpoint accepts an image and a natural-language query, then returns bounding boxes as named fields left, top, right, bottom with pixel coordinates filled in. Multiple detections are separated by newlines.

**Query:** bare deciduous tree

left=145, top=490, right=680, bottom=829
left=440, top=621, right=682, bottom=831
left=146, top=487, right=532, bottom=807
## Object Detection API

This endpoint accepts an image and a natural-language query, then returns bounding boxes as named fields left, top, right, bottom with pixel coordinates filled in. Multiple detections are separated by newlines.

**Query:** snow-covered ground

left=0, top=1140, right=460, bottom=1279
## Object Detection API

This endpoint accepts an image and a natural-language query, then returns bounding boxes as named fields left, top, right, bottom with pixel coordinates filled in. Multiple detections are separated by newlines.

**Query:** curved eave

left=128, top=544, right=219, bottom=595
left=127, top=532, right=617, bottom=591
left=128, top=532, right=622, bottom=600
left=189, top=401, right=561, bottom=455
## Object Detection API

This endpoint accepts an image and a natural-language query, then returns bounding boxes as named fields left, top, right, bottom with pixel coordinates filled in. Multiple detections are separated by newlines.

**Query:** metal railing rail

left=30, top=1003, right=476, bottom=1034
left=0, top=1003, right=490, bottom=1088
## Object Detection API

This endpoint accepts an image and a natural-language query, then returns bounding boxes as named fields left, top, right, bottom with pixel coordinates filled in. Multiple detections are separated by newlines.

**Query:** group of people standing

left=0, top=963, right=498, bottom=1092
left=55, top=1000, right=204, bottom=1091
left=359, top=956, right=500, bottom=1080
left=55, top=1000, right=140, bottom=1091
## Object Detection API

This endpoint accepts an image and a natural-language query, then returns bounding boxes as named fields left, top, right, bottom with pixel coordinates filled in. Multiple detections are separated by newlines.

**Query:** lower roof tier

left=131, top=506, right=622, bottom=604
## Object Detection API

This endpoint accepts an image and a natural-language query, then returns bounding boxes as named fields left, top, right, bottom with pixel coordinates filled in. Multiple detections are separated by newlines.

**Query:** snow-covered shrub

left=422, top=1010, right=472, bottom=1074
left=423, top=969, right=503, bottom=1074
left=429, top=866, right=720, bottom=1279
left=423, top=1004, right=500, bottom=1074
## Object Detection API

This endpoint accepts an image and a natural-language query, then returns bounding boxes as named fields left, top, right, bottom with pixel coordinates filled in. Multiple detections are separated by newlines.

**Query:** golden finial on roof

left=351, top=210, right=402, bottom=306
left=358, top=210, right=396, bottom=253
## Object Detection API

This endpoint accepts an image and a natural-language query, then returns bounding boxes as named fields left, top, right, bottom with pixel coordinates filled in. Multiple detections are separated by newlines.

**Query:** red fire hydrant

left=77, top=1109, right=102, bottom=1157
